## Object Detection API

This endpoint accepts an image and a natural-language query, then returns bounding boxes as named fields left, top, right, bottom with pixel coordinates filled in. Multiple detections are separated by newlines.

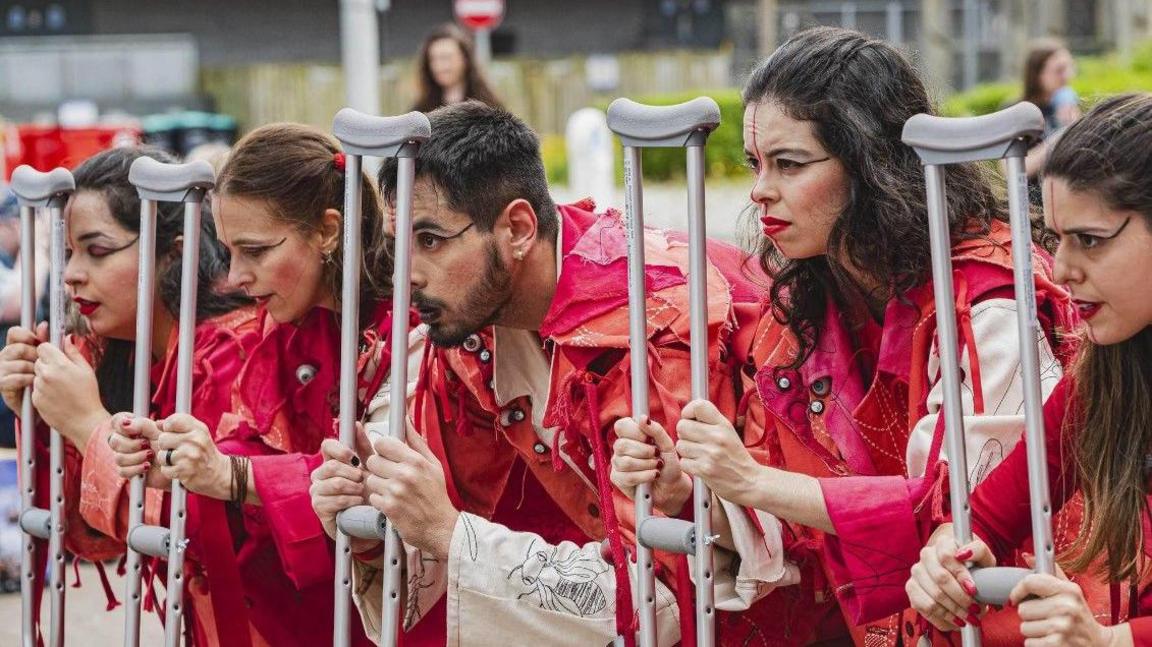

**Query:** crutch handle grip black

left=332, top=108, right=431, bottom=158
left=10, top=165, right=74, bottom=208
left=970, top=566, right=1031, bottom=606
left=127, top=523, right=172, bottom=559
left=902, top=102, right=1045, bottom=165
left=19, top=506, right=51, bottom=539
left=336, top=505, right=389, bottom=541
left=606, top=97, right=721, bottom=148
left=637, top=516, right=696, bottom=554
left=128, top=157, right=216, bottom=202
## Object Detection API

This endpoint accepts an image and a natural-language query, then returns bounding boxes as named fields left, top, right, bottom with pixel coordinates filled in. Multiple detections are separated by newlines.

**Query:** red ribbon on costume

left=333, top=152, right=346, bottom=171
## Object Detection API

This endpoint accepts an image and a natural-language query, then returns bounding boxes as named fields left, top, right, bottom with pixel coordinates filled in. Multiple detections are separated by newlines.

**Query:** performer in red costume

left=108, top=124, right=392, bottom=646
left=612, top=27, right=1088, bottom=646
left=907, top=94, right=1152, bottom=646
left=0, top=146, right=258, bottom=638
left=309, top=101, right=812, bottom=646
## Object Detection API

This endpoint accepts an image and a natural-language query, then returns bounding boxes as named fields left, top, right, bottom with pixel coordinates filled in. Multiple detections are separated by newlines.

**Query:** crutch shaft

left=19, top=204, right=37, bottom=647
left=46, top=199, right=67, bottom=647
left=623, top=145, right=659, bottom=647
left=686, top=144, right=715, bottom=646
left=1005, top=154, right=1055, bottom=577
left=124, top=197, right=158, bottom=647
left=333, top=151, right=364, bottom=647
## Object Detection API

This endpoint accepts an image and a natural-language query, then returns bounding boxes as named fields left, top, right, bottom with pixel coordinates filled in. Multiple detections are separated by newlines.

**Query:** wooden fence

left=200, top=48, right=735, bottom=136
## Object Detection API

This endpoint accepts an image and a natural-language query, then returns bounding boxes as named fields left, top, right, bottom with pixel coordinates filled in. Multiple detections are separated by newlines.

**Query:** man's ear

left=503, top=199, right=539, bottom=259
left=318, top=208, right=342, bottom=253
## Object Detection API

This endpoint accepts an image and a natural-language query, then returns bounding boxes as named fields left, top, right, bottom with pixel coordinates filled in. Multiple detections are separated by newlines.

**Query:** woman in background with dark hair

left=1020, top=39, right=1081, bottom=182
left=412, top=23, right=503, bottom=113
left=612, top=26, right=1080, bottom=644
left=0, top=145, right=258, bottom=624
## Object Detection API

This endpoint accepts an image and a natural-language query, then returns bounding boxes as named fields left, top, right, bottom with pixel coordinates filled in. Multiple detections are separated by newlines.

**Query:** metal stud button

left=809, top=400, right=825, bottom=415
left=295, top=364, right=317, bottom=385
left=776, top=376, right=792, bottom=390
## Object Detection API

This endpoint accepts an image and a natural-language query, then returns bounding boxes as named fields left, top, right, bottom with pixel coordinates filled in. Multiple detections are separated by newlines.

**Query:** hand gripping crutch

left=902, top=102, right=1048, bottom=645
left=606, top=97, right=721, bottom=647
left=123, top=157, right=216, bottom=647
left=11, top=165, right=74, bottom=647
left=330, top=108, right=430, bottom=647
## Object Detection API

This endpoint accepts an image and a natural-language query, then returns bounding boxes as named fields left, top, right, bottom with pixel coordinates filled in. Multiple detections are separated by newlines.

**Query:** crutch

left=902, top=101, right=1048, bottom=645
left=123, top=157, right=216, bottom=647
left=330, top=108, right=430, bottom=647
left=11, top=165, right=74, bottom=647
left=606, top=97, right=721, bottom=647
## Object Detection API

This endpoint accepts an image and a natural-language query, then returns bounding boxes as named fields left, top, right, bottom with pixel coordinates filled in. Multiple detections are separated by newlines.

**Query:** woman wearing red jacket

left=0, top=145, right=258, bottom=635
left=108, top=124, right=392, bottom=646
left=907, top=94, right=1152, bottom=645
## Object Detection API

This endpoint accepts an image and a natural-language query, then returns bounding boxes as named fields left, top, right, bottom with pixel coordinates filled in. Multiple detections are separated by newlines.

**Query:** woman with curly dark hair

left=612, top=26, right=1082, bottom=644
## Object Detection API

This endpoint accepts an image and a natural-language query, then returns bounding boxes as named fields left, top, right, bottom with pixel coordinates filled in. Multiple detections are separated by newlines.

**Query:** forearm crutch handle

left=11, top=165, right=74, bottom=647
left=330, top=108, right=430, bottom=647
left=902, top=103, right=1047, bottom=621
left=124, top=157, right=215, bottom=647
left=607, top=96, right=720, bottom=647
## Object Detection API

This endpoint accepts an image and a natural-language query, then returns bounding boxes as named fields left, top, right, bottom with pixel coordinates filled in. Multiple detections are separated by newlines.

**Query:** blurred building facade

left=1, top=1, right=1149, bottom=132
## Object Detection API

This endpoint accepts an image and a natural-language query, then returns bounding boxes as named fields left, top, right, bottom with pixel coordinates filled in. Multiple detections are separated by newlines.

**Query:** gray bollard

left=10, top=165, right=74, bottom=647
left=330, top=108, right=430, bottom=647
left=606, top=96, right=721, bottom=647
left=902, top=102, right=1048, bottom=639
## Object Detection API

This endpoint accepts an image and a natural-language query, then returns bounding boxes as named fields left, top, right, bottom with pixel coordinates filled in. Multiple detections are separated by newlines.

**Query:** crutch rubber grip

left=127, top=523, right=171, bottom=558
left=902, top=102, right=1045, bottom=164
left=606, top=97, right=721, bottom=148
left=128, top=157, right=216, bottom=202
left=336, top=505, right=389, bottom=541
left=10, top=165, right=75, bottom=207
left=19, top=506, right=51, bottom=539
left=637, top=516, right=696, bottom=554
left=970, top=566, right=1031, bottom=606
left=332, top=109, right=431, bottom=158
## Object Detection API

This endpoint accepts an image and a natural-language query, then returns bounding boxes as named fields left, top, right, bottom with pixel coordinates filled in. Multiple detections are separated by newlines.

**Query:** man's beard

left=413, top=242, right=512, bottom=347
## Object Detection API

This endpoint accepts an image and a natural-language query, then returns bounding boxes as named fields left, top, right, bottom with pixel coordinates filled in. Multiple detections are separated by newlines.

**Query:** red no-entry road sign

left=454, top=0, right=505, bottom=31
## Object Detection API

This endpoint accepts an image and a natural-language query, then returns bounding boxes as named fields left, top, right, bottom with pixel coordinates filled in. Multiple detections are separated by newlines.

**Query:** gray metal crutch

left=123, top=157, right=216, bottom=647
left=902, top=101, right=1048, bottom=645
left=330, top=108, right=430, bottom=647
left=606, top=97, right=722, bottom=647
left=11, top=165, right=74, bottom=647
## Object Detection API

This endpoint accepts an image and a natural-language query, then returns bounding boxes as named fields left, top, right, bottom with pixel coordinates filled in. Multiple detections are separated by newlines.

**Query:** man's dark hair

left=379, top=100, right=558, bottom=242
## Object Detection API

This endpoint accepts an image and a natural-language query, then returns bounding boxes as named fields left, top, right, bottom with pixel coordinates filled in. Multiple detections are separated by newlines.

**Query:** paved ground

left=0, top=180, right=758, bottom=646
left=0, top=561, right=165, bottom=645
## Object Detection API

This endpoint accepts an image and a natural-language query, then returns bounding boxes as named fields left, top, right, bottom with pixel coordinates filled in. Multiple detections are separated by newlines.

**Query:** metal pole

left=45, top=195, right=67, bottom=647
left=474, top=28, right=492, bottom=67
left=334, top=152, right=363, bottom=647
left=161, top=199, right=203, bottom=646
left=19, top=205, right=37, bottom=647
left=686, top=144, right=715, bottom=646
left=963, top=0, right=980, bottom=89
left=923, top=165, right=981, bottom=647
left=124, top=197, right=157, bottom=647
left=378, top=155, right=415, bottom=647
left=1005, top=155, right=1054, bottom=575
left=623, top=145, right=657, bottom=647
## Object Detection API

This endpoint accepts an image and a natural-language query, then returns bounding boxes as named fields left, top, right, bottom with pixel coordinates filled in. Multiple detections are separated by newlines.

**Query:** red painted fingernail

left=969, top=604, right=981, bottom=614
left=961, top=579, right=978, bottom=596
left=954, top=548, right=973, bottom=561
left=954, top=618, right=966, bottom=628
left=967, top=614, right=981, bottom=628
left=146, top=451, right=154, bottom=461
left=656, top=459, right=664, bottom=470
left=121, top=418, right=132, bottom=428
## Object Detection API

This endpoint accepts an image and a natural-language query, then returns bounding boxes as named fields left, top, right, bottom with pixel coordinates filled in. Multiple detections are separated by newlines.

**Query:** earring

left=514, top=249, right=524, bottom=260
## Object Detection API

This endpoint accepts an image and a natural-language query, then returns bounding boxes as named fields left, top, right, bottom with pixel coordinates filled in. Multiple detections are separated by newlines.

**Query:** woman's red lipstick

left=73, top=297, right=99, bottom=316
left=760, top=215, right=791, bottom=237
left=1074, top=300, right=1102, bottom=320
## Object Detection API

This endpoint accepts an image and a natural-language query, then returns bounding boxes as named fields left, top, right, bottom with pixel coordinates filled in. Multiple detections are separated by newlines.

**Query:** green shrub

left=943, top=41, right=1152, bottom=116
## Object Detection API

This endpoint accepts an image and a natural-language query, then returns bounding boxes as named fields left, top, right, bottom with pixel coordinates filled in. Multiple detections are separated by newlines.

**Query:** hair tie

left=333, top=152, right=346, bottom=172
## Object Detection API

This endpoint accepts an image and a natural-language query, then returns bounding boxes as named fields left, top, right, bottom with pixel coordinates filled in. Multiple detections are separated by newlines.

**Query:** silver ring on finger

left=165, top=448, right=175, bottom=467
